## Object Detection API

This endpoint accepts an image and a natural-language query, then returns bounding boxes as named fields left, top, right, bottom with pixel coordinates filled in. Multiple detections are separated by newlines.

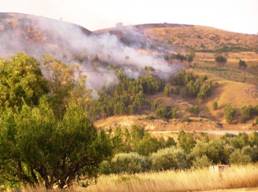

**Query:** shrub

left=111, top=152, right=149, bottom=173
left=99, top=160, right=112, bottom=174
left=178, top=131, right=196, bottom=153
left=224, top=104, right=237, bottom=123
left=150, top=147, right=189, bottom=171
left=135, top=136, right=163, bottom=156
left=229, top=149, right=252, bottom=165
left=191, top=140, right=228, bottom=164
left=192, top=155, right=212, bottom=168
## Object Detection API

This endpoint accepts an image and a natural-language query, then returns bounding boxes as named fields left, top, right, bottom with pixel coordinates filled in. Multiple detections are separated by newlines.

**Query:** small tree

left=224, top=104, right=237, bottom=123
left=178, top=131, right=196, bottom=153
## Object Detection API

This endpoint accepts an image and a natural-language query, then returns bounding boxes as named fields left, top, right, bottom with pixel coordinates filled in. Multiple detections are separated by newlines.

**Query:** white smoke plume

left=0, top=13, right=181, bottom=91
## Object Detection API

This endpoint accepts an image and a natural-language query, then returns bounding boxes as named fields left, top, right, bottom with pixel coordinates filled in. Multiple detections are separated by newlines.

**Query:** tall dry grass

left=20, top=164, right=258, bottom=192
left=85, top=164, right=258, bottom=192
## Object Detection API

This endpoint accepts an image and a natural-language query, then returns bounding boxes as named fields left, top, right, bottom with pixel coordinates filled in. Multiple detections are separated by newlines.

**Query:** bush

left=99, top=160, right=112, bottom=174
left=150, top=147, right=189, bottom=171
left=135, top=136, right=163, bottom=156
left=178, top=131, right=196, bottom=153
left=229, top=149, right=252, bottom=164
left=111, top=152, right=149, bottom=173
left=191, top=140, right=228, bottom=164
left=192, top=155, right=212, bottom=168
left=224, top=104, right=237, bottom=123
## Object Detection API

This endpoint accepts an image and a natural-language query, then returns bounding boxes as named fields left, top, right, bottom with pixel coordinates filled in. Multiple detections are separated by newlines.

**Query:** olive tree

left=0, top=99, right=111, bottom=189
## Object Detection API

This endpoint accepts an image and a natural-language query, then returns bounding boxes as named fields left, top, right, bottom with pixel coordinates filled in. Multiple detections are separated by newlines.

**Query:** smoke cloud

left=0, top=13, right=181, bottom=92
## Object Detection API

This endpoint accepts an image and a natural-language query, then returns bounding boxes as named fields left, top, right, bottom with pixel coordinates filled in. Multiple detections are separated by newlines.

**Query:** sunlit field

left=21, top=164, right=258, bottom=192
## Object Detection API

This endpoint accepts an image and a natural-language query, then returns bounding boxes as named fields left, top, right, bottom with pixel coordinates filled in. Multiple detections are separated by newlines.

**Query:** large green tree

left=0, top=99, right=111, bottom=189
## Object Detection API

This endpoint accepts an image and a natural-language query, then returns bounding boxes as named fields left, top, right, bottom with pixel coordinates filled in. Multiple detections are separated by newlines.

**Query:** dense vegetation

left=170, top=71, right=213, bottom=99
left=224, top=104, right=258, bottom=123
left=96, top=70, right=164, bottom=118
left=0, top=54, right=111, bottom=189
left=1, top=53, right=255, bottom=190
left=100, top=128, right=258, bottom=174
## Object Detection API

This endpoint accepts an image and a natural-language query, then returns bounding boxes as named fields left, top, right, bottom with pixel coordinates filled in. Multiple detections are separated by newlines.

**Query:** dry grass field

left=21, top=164, right=258, bottom=192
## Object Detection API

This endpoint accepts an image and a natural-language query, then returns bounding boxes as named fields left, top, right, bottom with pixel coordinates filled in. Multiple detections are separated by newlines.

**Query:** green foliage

left=191, top=140, right=229, bottom=164
left=97, top=71, right=164, bottom=117
left=0, top=100, right=111, bottom=188
left=111, top=153, right=149, bottom=173
left=223, top=104, right=258, bottom=123
left=178, top=131, right=196, bottom=153
left=229, top=149, right=252, bottom=165
left=150, top=147, right=189, bottom=171
left=155, top=105, right=173, bottom=120
left=135, top=136, right=163, bottom=156
left=192, top=155, right=212, bottom=168
left=0, top=53, right=48, bottom=109
left=171, top=71, right=213, bottom=99
left=42, top=56, right=92, bottom=118
left=224, top=104, right=237, bottom=123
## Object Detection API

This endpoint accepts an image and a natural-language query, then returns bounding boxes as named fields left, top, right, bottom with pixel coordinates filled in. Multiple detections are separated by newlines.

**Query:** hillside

left=0, top=13, right=258, bottom=132
left=98, top=23, right=258, bottom=52
left=0, top=12, right=91, bottom=60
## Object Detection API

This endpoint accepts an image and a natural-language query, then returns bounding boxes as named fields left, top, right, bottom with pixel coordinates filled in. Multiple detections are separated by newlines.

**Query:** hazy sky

left=1, top=0, right=258, bottom=34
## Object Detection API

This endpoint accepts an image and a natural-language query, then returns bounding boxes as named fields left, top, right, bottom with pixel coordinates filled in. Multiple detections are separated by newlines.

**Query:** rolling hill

left=97, top=23, right=258, bottom=52
left=0, top=13, right=258, bottom=131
